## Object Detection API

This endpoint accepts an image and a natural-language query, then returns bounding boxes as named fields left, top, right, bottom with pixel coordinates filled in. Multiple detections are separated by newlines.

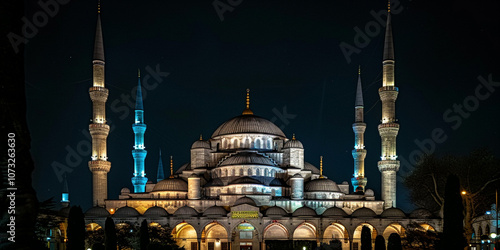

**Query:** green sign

left=232, top=211, right=258, bottom=219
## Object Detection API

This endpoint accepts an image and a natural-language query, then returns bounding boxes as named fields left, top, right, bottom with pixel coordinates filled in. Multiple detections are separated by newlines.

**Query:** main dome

left=211, top=115, right=286, bottom=138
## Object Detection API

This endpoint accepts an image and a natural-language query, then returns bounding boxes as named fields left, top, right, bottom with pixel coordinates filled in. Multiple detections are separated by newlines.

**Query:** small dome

left=305, top=178, right=340, bottom=192
left=189, top=173, right=199, bottom=178
left=265, top=206, right=288, bottom=217
left=203, top=206, right=228, bottom=217
left=322, top=207, right=348, bottom=217
left=291, top=173, right=304, bottom=179
left=381, top=207, right=406, bottom=218
left=292, top=206, right=317, bottom=217
left=113, top=206, right=140, bottom=218
left=174, top=206, right=199, bottom=217
left=219, top=152, right=276, bottom=167
left=120, top=187, right=130, bottom=194
left=233, top=197, right=257, bottom=206
left=269, top=178, right=286, bottom=186
left=153, top=178, right=188, bottom=192
left=143, top=206, right=169, bottom=217
left=192, top=140, right=211, bottom=149
left=351, top=207, right=376, bottom=218
left=229, top=177, right=262, bottom=185
left=304, top=162, right=320, bottom=174
left=283, top=138, right=303, bottom=149
left=85, top=206, right=111, bottom=217
left=409, top=208, right=434, bottom=219
left=364, top=189, right=374, bottom=196
left=212, top=115, right=286, bottom=138
left=204, top=178, right=224, bottom=187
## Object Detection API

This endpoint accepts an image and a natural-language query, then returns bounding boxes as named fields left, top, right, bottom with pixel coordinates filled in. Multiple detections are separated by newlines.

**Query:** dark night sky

left=25, top=0, right=499, bottom=212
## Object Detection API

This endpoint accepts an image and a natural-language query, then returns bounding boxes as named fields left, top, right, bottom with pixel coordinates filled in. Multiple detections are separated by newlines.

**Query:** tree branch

left=472, top=177, right=500, bottom=197
left=430, top=173, right=444, bottom=203
left=424, top=184, right=443, bottom=207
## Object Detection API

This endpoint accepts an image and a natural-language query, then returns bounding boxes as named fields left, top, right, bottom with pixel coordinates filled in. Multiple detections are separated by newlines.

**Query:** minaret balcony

left=378, top=123, right=399, bottom=129
left=379, top=86, right=399, bottom=92
left=89, top=87, right=109, bottom=102
left=88, top=160, right=111, bottom=172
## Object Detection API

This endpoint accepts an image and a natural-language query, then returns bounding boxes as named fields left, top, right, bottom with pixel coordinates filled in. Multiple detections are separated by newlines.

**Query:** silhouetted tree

left=402, top=222, right=438, bottom=249
left=387, top=233, right=402, bottom=250
left=92, top=243, right=105, bottom=250
left=140, top=219, right=150, bottom=250
left=67, top=206, right=85, bottom=250
left=104, top=217, right=117, bottom=250
left=442, top=174, right=466, bottom=249
left=361, top=226, right=372, bottom=250
left=404, top=150, right=500, bottom=241
left=375, top=235, right=385, bottom=250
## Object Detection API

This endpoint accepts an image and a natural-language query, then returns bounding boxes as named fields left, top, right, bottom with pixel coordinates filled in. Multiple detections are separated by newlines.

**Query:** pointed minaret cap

left=62, top=174, right=69, bottom=193
left=383, top=1, right=395, bottom=61
left=156, top=149, right=165, bottom=182
left=93, top=8, right=105, bottom=61
left=355, top=66, right=364, bottom=107
left=242, top=89, right=254, bottom=115
left=135, top=71, right=144, bottom=110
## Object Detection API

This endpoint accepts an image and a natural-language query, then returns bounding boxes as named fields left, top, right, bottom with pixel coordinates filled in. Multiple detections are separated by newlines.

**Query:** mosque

left=58, top=2, right=443, bottom=250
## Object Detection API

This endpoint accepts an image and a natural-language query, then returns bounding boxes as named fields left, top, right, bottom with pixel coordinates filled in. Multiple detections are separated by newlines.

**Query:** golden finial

left=199, top=134, right=203, bottom=140
left=292, top=134, right=296, bottom=140
left=169, top=156, right=174, bottom=178
left=388, top=0, right=391, bottom=13
left=319, top=156, right=325, bottom=178
left=358, top=65, right=361, bottom=75
left=98, top=0, right=101, bottom=14
left=242, top=88, right=254, bottom=115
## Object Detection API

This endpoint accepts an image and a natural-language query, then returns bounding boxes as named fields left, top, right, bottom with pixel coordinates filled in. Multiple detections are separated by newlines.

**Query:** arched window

left=223, top=169, right=227, bottom=177
left=264, top=169, right=269, bottom=177
left=255, top=139, right=261, bottom=148
left=248, top=168, right=252, bottom=176
left=267, top=139, right=271, bottom=149
left=271, top=170, right=275, bottom=177
left=231, top=169, right=235, bottom=176
left=239, top=168, right=244, bottom=176
left=245, top=138, right=250, bottom=148
left=232, top=139, right=239, bottom=149
left=223, top=139, right=227, bottom=149
left=256, top=168, right=260, bottom=176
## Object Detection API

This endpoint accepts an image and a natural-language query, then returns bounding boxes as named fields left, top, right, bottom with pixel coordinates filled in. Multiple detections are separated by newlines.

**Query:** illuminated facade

left=77, top=3, right=443, bottom=250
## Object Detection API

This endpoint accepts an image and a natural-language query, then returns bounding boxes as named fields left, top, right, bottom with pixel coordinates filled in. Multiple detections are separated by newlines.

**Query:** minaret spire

left=169, top=156, right=174, bottom=178
left=352, top=68, right=367, bottom=192
left=88, top=4, right=111, bottom=207
left=242, top=88, right=254, bottom=115
left=378, top=1, right=400, bottom=208
left=131, top=73, right=148, bottom=193
left=61, top=174, right=70, bottom=208
left=156, top=149, right=165, bottom=183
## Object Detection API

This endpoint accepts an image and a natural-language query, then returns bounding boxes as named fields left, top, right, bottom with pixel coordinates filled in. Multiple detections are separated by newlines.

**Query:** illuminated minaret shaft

left=131, top=70, right=148, bottom=193
left=378, top=2, right=400, bottom=209
left=88, top=5, right=111, bottom=207
left=352, top=67, right=367, bottom=192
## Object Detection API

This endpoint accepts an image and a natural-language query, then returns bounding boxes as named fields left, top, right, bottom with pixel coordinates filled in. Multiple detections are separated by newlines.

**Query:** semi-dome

left=322, top=207, right=348, bottom=217
left=85, top=206, right=110, bottom=217
left=203, top=206, right=228, bottom=217
left=283, top=137, right=303, bottom=149
left=409, top=208, right=434, bottom=219
left=233, top=196, right=257, bottom=206
left=120, top=187, right=130, bottom=194
left=229, top=177, right=262, bottom=185
left=305, top=178, right=340, bottom=192
left=113, top=206, right=140, bottom=218
left=204, top=178, right=224, bottom=187
left=351, top=207, right=377, bottom=218
left=269, top=178, right=287, bottom=186
left=304, top=162, right=320, bottom=174
left=292, top=206, right=317, bottom=217
left=212, top=115, right=286, bottom=138
left=219, top=152, right=276, bottom=167
left=265, top=206, right=288, bottom=217
left=143, top=206, right=169, bottom=217
left=153, top=178, right=188, bottom=192
left=174, top=206, right=199, bottom=217
left=381, top=207, right=406, bottom=218
left=192, top=139, right=211, bottom=149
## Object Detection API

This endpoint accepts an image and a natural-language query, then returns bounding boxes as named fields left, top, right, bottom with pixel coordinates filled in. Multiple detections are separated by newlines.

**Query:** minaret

left=352, top=67, right=368, bottom=193
left=88, top=3, right=111, bottom=207
left=378, top=1, right=400, bottom=209
left=61, top=175, right=70, bottom=208
left=131, top=70, right=148, bottom=193
left=156, top=149, right=165, bottom=183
